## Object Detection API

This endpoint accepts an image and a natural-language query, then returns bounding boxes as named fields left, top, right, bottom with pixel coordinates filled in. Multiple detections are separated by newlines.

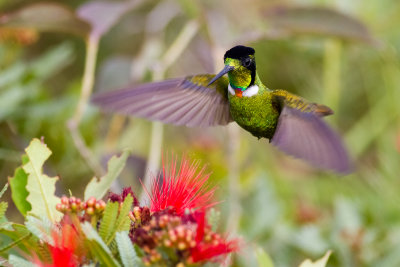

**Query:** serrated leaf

left=100, top=195, right=133, bottom=245
left=23, top=139, right=62, bottom=222
left=0, top=201, right=9, bottom=230
left=0, top=202, right=8, bottom=221
left=0, top=224, right=36, bottom=254
left=116, top=231, right=138, bottom=267
left=77, top=1, right=141, bottom=38
left=9, top=166, right=31, bottom=217
left=84, top=150, right=129, bottom=201
left=99, top=201, right=119, bottom=243
left=264, top=5, right=376, bottom=44
left=8, top=254, right=36, bottom=267
left=25, top=216, right=55, bottom=245
left=256, top=247, right=274, bottom=267
left=81, top=222, right=120, bottom=267
left=0, top=3, right=90, bottom=37
left=0, top=230, right=32, bottom=253
left=0, top=183, right=8, bottom=199
left=112, top=195, right=133, bottom=238
left=299, top=251, right=332, bottom=267
left=0, top=186, right=8, bottom=227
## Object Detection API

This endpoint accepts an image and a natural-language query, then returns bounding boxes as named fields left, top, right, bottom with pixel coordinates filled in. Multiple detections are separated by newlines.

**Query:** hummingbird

left=92, top=45, right=351, bottom=173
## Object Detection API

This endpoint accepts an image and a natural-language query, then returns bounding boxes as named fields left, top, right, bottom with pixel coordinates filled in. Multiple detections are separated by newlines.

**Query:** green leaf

left=0, top=87, right=29, bottom=121
left=99, top=201, right=119, bottom=244
left=299, top=251, right=332, bottom=267
left=8, top=254, right=36, bottom=267
left=116, top=231, right=138, bottom=267
left=23, top=138, right=62, bottom=222
left=0, top=183, right=8, bottom=199
left=0, top=230, right=31, bottom=253
left=99, top=195, right=133, bottom=245
left=112, top=195, right=133, bottom=237
left=0, top=201, right=10, bottom=230
left=256, top=247, right=274, bottom=267
left=25, top=216, right=55, bottom=245
left=0, top=224, right=36, bottom=254
left=84, top=150, right=129, bottom=201
left=81, top=222, right=121, bottom=267
left=0, top=202, right=7, bottom=221
left=0, top=187, right=8, bottom=226
left=31, top=42, right=74, bottom=80
left=9, top=166, right=31, bottom=217
left=0, top=62, right=26, bottom=88
left=0, top=3, right=90, bottom=37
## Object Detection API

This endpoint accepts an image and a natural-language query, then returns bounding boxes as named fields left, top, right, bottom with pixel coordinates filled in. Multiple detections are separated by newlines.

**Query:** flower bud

left=129, top=211, right=136, bottom=222
left=56, top=203, right=63, bottom=211
left=177, top=242, right=186, bottom=250
left=86, top=207, right=94, bottom=215
left=169, top=230, right=177, bottom=242
left=176, top=226, right=185, bottom=239
left=133, top=206, right=141, bottom=220
left=70, top=202, right=77, bottom=211
left=98, top=200, right=106, bottom=210
left=87, top=197, right=96, bottom=207
left=69, top=196, right=76, bottom=204
left=61, top=196, right=69, bottom=205
left=164, top=240, right=172, bottom=247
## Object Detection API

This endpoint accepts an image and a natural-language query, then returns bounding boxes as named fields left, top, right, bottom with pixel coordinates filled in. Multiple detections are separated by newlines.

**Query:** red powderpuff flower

left=35, top=223, right=80, bottom=267
left=144, top=156, right=217, bottom=215
left=189, top=211, right=239, bottom=264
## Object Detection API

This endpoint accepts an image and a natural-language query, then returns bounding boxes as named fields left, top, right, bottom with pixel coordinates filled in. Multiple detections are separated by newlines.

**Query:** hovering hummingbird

left=92, top=45, right=351, bottom=173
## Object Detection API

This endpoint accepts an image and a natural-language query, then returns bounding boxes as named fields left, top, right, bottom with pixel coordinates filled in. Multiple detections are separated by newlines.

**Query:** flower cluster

left=129, top=209, right=238, bottom=266
left=125, top=157, right=238, bottom=266
left=56, top=196, right=106, bottom=216
left=38, top=156, right=238, bottom=266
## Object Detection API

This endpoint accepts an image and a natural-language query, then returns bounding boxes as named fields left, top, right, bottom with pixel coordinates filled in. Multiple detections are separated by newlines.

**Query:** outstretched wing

left=271, top=92, right=351, bottom=174
left=92, top=75, right=232, bottom=127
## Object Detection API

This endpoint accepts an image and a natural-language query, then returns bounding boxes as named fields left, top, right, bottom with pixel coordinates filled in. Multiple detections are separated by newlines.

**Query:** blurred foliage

left=0, top=0, right=400, bottom=266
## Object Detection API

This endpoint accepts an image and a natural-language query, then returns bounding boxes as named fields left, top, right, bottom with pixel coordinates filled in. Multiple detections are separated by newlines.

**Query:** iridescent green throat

left=227, top=69, right=252, bottom=90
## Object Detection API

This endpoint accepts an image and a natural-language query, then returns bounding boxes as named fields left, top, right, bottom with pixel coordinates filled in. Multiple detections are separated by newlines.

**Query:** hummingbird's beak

left=208, top=65, right=235, bottom=86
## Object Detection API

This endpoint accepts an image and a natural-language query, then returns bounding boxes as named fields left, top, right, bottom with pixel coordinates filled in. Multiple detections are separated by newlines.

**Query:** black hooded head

left=224, top=45, right=255, bottom=61
left=224, top=45, right=256, bottom=86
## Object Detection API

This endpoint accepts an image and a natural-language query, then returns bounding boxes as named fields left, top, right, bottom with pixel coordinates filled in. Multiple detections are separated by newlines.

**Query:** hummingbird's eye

left=243, top=58, right=252, bottom=67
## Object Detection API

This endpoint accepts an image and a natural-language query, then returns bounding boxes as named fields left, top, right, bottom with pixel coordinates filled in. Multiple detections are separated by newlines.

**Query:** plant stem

left=91, top=215, right=98, bottom=229
left=74, top=34, right=99, bottom=124
left=139, top=20, right=199, bottom=202
left=67, top=34, right=104, bottom=177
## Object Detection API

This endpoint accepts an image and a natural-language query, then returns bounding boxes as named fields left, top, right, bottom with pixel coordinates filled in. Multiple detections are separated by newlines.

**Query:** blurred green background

left=1, top=0, right=400, bottom=266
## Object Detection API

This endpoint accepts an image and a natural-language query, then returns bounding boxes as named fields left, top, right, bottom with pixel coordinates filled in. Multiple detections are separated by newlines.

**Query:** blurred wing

left=271, top=106, right=352, bottom=174
left=91, top=75, right=232, bottom=127
left=272, top=89, right=334, bottom=117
